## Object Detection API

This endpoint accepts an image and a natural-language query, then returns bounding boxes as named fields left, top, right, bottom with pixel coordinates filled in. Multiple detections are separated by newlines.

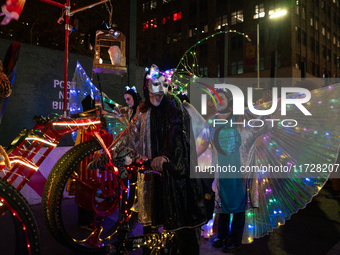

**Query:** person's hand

left=151, top=156, right=167, bottom=172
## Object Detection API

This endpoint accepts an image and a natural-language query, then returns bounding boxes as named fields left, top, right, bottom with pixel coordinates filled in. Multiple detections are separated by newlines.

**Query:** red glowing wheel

left=42, top=140, right=138, bottom=254
left=0, top=177, right=41, bottom=255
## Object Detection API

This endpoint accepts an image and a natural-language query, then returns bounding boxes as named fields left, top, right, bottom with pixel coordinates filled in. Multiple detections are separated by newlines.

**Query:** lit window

left=143, top=22, right=149, bottom=31
left=151, top=0, right=157, bottom=9
left=173, top=11, right=182, bottom=21
left=150, top=18, right=157, bottom=29
left=321, top=23, right=325, bottom=36
left=269, top=5, right=282, bottom=16
left=231, top=10, right=243, bottom=25
left=189, top=26, right=197, bottom=37
left=214, top=15, right=228, bottom=30
left=254, top=4, right=265, bottom=19
left=310, top=12, right=313, bottom=26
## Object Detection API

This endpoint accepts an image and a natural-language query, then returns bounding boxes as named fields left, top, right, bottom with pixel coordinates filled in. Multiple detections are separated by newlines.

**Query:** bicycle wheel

left=0, top=177, right=41, bottom=255
left=42, top=140, right=138, bottom=254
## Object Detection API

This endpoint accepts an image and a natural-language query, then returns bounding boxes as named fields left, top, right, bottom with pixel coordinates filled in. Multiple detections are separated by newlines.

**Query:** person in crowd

left=88, top=64, right=206, bottom=255
left=123, top=86, right=142, bottom=122
left=197, top=89, right=245, bottom=252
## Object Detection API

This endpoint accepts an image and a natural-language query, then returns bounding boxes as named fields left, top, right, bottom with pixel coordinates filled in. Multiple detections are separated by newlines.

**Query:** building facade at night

left=137, top=0, right=340, bottom=83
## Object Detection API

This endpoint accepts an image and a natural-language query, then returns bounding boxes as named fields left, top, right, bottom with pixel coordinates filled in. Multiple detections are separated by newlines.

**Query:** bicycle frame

left=105, top=160, right=176, bottom=254
left=2, top=108, right=111, bottom=196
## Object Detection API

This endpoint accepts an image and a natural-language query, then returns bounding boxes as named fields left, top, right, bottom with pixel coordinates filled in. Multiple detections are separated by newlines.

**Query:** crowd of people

left=86, top=64, right=338, bottom=255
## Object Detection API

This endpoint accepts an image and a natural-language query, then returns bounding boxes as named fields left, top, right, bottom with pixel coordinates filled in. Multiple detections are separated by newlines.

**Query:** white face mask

left=149, top=92, right=164, bottom=107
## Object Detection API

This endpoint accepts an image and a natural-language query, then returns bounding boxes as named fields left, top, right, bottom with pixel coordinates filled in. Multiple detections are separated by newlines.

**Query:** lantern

left=93, top=29, right=127, bottom=75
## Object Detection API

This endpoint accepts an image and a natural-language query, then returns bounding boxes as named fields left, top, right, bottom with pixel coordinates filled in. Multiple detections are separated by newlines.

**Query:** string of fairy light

left=170, top=30, right=252, bottom=96
left=168, top=29, right=340, bottom=242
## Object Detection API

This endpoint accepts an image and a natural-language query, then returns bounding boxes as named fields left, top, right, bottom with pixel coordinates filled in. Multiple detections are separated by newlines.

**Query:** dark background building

left=137, top=0, right=340, bottom=84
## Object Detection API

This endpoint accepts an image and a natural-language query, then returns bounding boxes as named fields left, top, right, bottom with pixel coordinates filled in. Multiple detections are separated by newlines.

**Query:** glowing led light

left=10, top=160, right=39, bottom=171
left=53, top=120, right=101, bottom=126
left=307, top=102, right=311, bottom=105
left=305, top=178, right=310, bottom=181
left=25, top=137, right=57, bottom=147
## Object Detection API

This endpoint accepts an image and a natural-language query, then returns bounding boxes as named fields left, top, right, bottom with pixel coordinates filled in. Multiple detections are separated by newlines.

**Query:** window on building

left=316, top=0, right=319, bottom=7
left=316, top=64, right=319, bottom=76
left=327, top=5, right=331, bottom=18
left=316, top=40, right=320, bottom=53
left=217, top=64, right=220, bottom=77
left=315, top=17, right=319, bottom=30
left=328, top=48, right=331, bottom=61
left=269, top=5, right=283, bottom=16
left=254, top=57, right=265, bottom=71
left=333, top=12, right=337, bottom=24
left=296, top=54, right=301, bottom=69
left=311, top=36, right=315, bottom=50
left=327, top=28, right=331, bottom=40
left=302, top=30, right=307, bottom=45
left=310, top=12, right=314, bottom=26
left=302, top=5, right=306, bottom=19
left=232, top=61, right=243, bottom=75
left=322, top=45, right=326, bottom=58
left=163, top=0, right=171, bottom=4
left=296, top=1, right=299, bottom=15
left=254, top=4, right=265, bottom=19
left=173, top=12, right=182, bottom=21
left=199, top=67, right=208, bottom=76
left=321, top=22, right=325, bottom=36
left=338, top=37, right=340, bottom=47
left=295, top=26, right=301, bottom=43
left=334, top=34, right=337, bottom=44
left=173, top=29, right=182, bottom=42
left=189, top=25, right=197, bottom=37
left=200, top=21, right=208, bottom=34
left=163, top=16, right=171, bottom=25
left=215, top=15, right=228, bottom=30
left=334, top=53, right=337, bottom=65
left=143, top=21, right=149, bottom=31
left=150, top=18, right=157, bottom=29
left=150, top=0, right=157, bottom=10
left=231, top=10, right=244, bottom=25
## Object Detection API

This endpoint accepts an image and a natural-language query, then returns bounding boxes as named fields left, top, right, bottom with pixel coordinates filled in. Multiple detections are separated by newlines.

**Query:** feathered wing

left=242, top=84, right=340, bottom=243
left=69, top=62, right=127, bottom=141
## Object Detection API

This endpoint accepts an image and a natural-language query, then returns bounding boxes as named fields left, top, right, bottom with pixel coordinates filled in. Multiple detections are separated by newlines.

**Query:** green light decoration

left=171, top=30, right=251, bottom=95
